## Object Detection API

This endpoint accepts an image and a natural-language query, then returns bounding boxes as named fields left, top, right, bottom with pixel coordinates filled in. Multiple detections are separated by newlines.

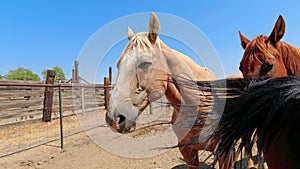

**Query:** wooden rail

left=0, top=81, right=112, bottom=126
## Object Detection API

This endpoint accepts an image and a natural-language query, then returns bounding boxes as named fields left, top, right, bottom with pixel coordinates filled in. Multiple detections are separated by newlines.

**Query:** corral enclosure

left=0, top=80, right=107, bottom=157
left=0, top=79, right=269, bottom=169
left=0, top=79, right=188, bottom=169
left=0, top=80, right=105, bottom=125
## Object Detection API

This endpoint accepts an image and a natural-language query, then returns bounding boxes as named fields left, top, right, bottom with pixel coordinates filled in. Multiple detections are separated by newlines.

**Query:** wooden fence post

left=81, top=87, right=85, bottom=113
left=109, top=67, right=112, bottom=84
left=42, top=70, right=56, bottom=122
left=74, top=60, right=79, bottom=83
left=71, top=61, right=79, bottom=83
left=72, top=68, right=75, bottom=83
left=104, top=77, right=110, bottom=110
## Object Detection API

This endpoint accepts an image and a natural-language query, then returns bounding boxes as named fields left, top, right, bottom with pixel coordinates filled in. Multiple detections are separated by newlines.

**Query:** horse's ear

left=239, top=31, right=250, bottom=49
left=269, top=15, right=285, bottom=44
left=148, top=12, right=160, bottom=43
left=128, top=27, right=135, bottom=40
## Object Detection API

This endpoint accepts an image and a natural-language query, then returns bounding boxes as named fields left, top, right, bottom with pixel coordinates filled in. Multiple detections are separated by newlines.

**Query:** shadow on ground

left=172, top=162, right=215, bottom=169
left=172, top=155, right=264, bottom=169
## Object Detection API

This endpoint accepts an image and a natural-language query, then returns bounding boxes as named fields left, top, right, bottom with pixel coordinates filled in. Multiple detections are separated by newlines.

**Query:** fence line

left=0, top=82, right=110, bottom=88
left=0, top=81, right=112, bottom=158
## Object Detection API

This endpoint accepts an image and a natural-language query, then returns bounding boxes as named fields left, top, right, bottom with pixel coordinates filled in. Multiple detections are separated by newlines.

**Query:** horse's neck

left=160, top=42, right=216, bottom=81
left=279, top=42, right=300, bottom=75
left=159, top=42, right=215, bottom=113
left=165, top=78, right=182, bottom=107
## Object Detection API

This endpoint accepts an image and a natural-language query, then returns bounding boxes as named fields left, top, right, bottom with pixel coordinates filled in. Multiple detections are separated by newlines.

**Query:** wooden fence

left=0, top=80, right=111, bottom=126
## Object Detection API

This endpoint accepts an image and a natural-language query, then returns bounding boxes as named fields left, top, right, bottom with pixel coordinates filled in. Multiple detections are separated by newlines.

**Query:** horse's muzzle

left=105, top=112, right=136, bottom=134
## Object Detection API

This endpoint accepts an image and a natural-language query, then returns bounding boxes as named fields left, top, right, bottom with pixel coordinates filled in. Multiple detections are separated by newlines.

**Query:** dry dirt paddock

left=0, top=107, right=218, bottom=169
left=0, top=131, right=191, bottom=169
left=0, top=108, right=265, bottom=169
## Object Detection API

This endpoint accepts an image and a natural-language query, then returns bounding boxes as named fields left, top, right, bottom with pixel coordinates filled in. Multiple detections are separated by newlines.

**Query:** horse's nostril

left=117, top=115, right=126, bottom=125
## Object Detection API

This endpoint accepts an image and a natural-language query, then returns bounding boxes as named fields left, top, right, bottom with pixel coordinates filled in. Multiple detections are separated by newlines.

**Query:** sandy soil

left=0, top=107, right=265, bottom=169
left=0, top=131, right=190, bottom=169
left=0, top=107, right=216, bottom=169
left=0, top=113, right=215, bottom=169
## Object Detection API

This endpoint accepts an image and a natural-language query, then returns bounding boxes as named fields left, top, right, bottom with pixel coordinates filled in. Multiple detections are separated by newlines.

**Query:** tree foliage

left=42, top=66, right=66, bottom=83
left=5, top=67, right=41, bottom=81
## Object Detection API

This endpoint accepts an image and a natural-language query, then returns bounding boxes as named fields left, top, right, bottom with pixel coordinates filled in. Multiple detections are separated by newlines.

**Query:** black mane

left=196, top=76, right=300, bottom=167
left=176, top=76, right=300, bottom=167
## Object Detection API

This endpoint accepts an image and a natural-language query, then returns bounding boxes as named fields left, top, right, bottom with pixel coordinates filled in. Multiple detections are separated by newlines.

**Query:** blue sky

left=1, top=1, right=300, bottom=82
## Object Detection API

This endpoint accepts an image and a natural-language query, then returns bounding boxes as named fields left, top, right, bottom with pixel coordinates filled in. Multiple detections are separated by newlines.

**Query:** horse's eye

left=138, top=61, right=152, bottom=69
left=260, top=63, right=273, bottom=76
left=266, top=63, right=273, bottom=70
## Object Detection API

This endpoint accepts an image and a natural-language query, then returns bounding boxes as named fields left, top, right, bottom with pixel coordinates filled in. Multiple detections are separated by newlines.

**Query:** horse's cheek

left=150, top=70, right=168, bottom=91
left=277, top=61, right=288, bottom=77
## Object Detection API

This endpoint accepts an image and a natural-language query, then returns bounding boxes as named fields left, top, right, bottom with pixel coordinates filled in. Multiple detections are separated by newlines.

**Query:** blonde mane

left=130, top=32, right=157, bottom=50
left=117, top=32, right=213, bottom=81
left=117, top=32, right=162, bottom=67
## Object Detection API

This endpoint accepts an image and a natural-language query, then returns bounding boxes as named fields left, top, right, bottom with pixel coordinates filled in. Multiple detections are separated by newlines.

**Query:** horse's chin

left=106, top=116, right=136, bottom=134
left=117, top=123, right=136, bottom=134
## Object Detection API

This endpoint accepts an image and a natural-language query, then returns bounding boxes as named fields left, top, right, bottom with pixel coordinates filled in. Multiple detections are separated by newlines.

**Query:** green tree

left=0, top=75, right=3, bottom=80
left=5, top=67, right=41, bottom=81
left=42, top=66, right=66, bottom=83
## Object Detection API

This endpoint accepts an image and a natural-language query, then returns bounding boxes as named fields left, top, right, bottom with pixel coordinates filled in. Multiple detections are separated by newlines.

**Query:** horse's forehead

left=247, top=38, right=266, bottom=52
left=118, top=36, right=160, bottom=67
left=243, top=37, right=277, bottom=62
left=118, top=49, right=156, bottom=70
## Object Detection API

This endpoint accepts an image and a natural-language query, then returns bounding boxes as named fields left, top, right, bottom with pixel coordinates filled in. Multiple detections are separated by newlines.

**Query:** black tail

left=209, top=76, right=300, bottom=165
left=171, top=76, right=300, bottom=167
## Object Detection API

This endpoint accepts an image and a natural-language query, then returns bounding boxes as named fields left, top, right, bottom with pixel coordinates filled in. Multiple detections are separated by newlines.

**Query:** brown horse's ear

left=269, top=15, right=285, bottom=44
left=239, top=31, right=250, bottom=49
left=148, top=12, right=160, bottom=43
left=128, top=27, right=135, bottom=40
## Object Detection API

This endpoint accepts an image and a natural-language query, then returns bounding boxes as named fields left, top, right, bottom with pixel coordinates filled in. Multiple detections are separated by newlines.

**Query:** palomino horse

left=196, top=77, right=300, bottom=169
left=105, top=13, right=232, bottom=168
left=239, top=15, right=300, bottom=78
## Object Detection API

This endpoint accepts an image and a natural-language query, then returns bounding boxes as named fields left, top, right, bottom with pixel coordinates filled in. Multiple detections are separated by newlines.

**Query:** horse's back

left=226, top=74, right=243, bottom=79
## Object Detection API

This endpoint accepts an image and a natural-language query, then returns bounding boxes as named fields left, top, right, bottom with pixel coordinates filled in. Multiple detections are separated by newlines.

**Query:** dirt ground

left=0, top=131, right=189, bottom=169
left=0, top=107, right=217, bottom=169
left=0, top=107, right=266, bottom=169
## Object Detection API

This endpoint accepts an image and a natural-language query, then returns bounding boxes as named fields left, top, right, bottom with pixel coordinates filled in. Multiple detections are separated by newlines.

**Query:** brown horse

left=105, top=13, right=233, bottom=169
left=239, top=15, right=300, bottom=78
left=196, top=77, right=300, bottom=169
left=239, top=15, right=300, bottom=168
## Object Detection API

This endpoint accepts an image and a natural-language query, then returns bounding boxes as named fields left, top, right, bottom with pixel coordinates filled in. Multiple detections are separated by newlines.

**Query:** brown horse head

left=239, top=15, right=288, bottom=78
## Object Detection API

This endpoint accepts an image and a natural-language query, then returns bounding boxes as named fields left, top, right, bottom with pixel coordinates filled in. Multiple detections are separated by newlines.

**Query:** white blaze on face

left=109, top=51, right=149, bottom=122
